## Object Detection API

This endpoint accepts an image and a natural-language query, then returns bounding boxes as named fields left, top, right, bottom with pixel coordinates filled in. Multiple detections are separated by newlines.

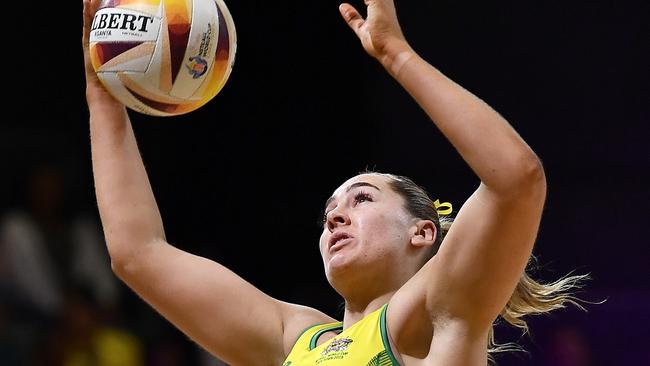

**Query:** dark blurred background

left=2, top=0, right=648, bottom=365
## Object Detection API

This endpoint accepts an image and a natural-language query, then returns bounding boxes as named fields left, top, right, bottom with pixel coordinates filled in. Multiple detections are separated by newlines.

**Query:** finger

left=82, top=0, right=94, bottom=73
left=82, top=0, right=100, bottom=48
left=82, top=0, right=101, bottom=78
left=82, top=0, right=90, bottom=44
left=339, top=3, right=365, bottom=36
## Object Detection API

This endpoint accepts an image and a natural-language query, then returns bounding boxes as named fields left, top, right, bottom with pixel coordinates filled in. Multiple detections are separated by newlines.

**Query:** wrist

left=379, top=40, right=416, bottom=77
left=87, top=94, right=127, bottom=122
left=86, top=85, right=123, bottom=109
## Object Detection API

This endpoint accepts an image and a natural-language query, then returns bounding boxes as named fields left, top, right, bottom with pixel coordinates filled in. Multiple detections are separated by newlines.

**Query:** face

left=319, top=174, right=415, bottom=283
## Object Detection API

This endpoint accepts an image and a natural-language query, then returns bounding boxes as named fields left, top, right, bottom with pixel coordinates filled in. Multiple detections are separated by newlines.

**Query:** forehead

left=330, top=173, right=392, bottom=198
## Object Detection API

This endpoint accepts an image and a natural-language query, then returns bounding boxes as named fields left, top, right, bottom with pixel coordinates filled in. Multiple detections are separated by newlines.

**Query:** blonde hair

left=487, top=260, right=591, bottom=363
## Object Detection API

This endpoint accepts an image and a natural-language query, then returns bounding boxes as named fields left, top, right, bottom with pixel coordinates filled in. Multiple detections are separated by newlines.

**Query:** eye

left=320, top=191, right=374, bottom=227
left=353, top=191, right=373, bottom=205
left=321, top=206, right=333, bottom=227
left=321, top=212, right=329, bottom=227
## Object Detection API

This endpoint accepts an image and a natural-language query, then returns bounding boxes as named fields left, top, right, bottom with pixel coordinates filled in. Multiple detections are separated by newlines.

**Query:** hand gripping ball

left=89, top=0, right=237, bottom=116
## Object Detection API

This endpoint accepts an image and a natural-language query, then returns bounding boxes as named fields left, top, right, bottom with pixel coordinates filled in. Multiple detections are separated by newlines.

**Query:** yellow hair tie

left=433, top=199, right=453, bottom=215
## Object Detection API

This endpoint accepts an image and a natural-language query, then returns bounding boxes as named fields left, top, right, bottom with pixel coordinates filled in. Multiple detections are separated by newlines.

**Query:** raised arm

left=340, top=0, right=546, bottom=331
left=81, top=0, right=329, bottom=363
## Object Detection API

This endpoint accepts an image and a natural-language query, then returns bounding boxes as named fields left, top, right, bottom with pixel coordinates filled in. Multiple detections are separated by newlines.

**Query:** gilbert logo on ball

left=89, top=0, right=237, bottom=116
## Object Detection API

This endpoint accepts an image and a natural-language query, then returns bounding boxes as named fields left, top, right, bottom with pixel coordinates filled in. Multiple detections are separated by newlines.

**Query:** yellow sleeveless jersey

left=282, top=304, right=400, bottom=366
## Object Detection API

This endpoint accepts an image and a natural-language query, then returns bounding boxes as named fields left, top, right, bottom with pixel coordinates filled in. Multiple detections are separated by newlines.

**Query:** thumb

left=82, top=0, right=101, bottom=81
left=339, top=3, right=365, bottom=35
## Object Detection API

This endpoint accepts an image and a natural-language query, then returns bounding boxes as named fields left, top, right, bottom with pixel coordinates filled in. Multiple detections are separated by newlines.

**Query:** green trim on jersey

left=308, top=323, right=344, bottom=350
left=379, top=305, right=400, bottom=365
left=366, top=350, right=394, bottom=366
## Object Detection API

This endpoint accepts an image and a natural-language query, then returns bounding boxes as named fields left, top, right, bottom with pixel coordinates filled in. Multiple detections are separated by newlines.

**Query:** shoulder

left=278, top=301, right=338, bottom=356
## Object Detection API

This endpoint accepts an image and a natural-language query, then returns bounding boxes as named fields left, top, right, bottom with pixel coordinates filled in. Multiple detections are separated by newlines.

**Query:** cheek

left=359, top=211, right=408, bottom=243
left=318, top=231, right=328, bottom=255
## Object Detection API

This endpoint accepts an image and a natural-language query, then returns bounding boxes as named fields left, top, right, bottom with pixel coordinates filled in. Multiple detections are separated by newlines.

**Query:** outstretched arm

left=82, top=0, right=328, bottom=363
left=340, top=0, right=546, bottom=334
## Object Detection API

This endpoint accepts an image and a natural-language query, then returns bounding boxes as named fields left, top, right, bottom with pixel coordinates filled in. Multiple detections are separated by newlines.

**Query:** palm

left=357, top=23, right=380, bottom=58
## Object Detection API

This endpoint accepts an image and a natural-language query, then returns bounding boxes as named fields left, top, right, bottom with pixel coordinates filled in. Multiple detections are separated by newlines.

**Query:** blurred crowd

left=0, top=161, right=226, bottom=366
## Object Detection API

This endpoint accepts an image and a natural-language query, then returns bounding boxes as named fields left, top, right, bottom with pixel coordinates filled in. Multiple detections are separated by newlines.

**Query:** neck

left=341, top=291, right=395, bottom=330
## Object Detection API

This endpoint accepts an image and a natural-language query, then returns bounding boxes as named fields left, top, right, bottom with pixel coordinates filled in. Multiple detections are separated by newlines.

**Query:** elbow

left=108, top=244, right=136, bottom=280
left=517, top=151, right=546, bottom=182
left=110, top=257, right=127, bottom=280
left=104, top=226, right=165, bottom=279
left=492, top=152, right=547, bottom=199
left=106, top=239, right=151, bottom=281
left=513, top=152, right=547, bottom=197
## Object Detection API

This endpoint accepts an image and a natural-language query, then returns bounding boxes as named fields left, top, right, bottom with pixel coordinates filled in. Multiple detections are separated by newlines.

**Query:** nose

left=326, top=207, right=350, bottom=232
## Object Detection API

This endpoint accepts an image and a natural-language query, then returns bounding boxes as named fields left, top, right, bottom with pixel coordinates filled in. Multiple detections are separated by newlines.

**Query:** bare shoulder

left=278, top=301, right=338, bottom=356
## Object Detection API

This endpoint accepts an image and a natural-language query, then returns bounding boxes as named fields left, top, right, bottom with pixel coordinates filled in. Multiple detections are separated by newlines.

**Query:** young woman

left=82, top=0, right=586, bottom=364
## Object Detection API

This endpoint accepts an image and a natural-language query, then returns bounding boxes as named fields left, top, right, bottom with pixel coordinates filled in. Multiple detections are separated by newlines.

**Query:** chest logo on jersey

left=316, top=337, right=353, bottom=363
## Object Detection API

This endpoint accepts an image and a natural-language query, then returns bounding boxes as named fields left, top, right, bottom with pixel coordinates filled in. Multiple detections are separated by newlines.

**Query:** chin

left=325, top=253, right=357, bottom=285
left=328, top=249, right=357, bottom=271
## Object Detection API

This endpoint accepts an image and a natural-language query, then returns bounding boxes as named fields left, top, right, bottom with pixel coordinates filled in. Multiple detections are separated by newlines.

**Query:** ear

left=409, top=219, right=437, bottom=248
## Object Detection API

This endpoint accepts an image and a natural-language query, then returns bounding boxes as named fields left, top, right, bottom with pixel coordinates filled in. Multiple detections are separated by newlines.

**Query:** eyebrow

left=324, top=182, right=381, bottom=211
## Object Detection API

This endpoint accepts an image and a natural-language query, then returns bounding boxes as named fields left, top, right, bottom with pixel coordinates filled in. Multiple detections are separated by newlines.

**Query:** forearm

left=89, top=102, right=166, bottom=262
left=385, top=47, right=544, bottom=193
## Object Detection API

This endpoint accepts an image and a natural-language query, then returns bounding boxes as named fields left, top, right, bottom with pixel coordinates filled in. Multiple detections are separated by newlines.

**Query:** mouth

left=328, top=232, right=353, bottom=252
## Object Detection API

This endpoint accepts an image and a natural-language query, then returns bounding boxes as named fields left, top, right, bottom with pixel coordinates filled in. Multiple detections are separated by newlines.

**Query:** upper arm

left=423, top=175, right=547, bottom=327
left=113, top=240, right=312, bottom=365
